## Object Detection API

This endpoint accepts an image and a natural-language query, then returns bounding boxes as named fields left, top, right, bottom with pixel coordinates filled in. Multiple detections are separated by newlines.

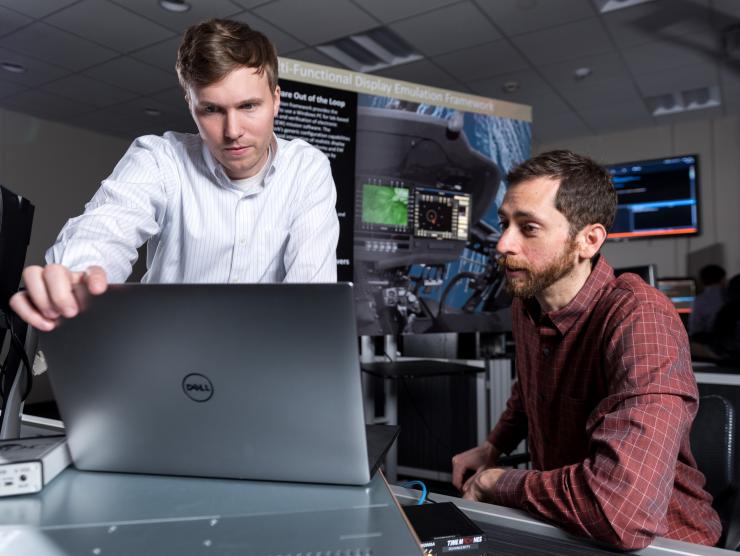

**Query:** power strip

left=0, top=435, right=70, bottom=497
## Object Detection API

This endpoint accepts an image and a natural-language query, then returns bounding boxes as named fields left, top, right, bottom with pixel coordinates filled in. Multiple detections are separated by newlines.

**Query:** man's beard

left=500, top=240, right=577, bottom=299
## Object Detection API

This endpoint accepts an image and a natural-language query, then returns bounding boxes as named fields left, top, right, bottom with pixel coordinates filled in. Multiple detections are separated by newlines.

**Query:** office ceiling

left=0, top=0, right=737, bottom=144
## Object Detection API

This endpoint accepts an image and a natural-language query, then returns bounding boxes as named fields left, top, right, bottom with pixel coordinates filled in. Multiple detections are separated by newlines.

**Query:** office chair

left=690, top=394, right=740, bottom=550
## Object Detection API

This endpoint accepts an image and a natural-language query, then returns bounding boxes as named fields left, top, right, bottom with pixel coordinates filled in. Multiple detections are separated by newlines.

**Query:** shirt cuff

left=490, top=468, right=530, bottom=508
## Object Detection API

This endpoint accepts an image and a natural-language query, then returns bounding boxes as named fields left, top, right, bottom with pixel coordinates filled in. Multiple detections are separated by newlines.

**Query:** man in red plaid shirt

left=452, top=150, right=721, bottom=550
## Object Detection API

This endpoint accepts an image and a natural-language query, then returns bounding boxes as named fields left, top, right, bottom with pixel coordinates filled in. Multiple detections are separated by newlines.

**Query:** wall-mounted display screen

left=607, top=155, right=700, bottom=240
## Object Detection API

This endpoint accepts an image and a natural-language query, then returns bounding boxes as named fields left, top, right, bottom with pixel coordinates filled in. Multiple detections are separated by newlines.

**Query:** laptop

left=41, top=283, right=397, bottom=486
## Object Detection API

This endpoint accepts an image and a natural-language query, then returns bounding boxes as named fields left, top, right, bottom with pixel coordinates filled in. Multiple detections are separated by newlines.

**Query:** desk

left=393, top=486, right=735, bottom=555
left=0, top=468, right=423, bottom=555
left=362, top=357, right=488, bottom=482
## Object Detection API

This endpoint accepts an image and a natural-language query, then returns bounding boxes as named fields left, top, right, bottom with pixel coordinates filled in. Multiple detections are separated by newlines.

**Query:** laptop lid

left=42, top=283, right=371, bottom=485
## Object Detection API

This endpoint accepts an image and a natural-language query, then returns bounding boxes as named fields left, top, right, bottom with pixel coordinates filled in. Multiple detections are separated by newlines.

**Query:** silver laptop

left=42, top=283, right=386, bottom=486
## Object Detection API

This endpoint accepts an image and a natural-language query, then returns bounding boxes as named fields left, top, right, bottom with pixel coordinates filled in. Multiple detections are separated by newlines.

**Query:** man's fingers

left=44, top=264, right=79, bottom=318
left=82, top=265, right=108, bottom=295
left=21, top=265, right=60, bottom=321
left=451, top=461, right=466, bottom=491
left=9, top=291, right=57, bottom=331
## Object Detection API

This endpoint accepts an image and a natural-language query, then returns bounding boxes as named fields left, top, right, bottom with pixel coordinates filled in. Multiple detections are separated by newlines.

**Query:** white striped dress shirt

left=47, top=132, right=339, bottom=284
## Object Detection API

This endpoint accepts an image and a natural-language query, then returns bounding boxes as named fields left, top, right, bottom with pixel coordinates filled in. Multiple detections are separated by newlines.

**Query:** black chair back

left=690, top=394, right=737, bottom=549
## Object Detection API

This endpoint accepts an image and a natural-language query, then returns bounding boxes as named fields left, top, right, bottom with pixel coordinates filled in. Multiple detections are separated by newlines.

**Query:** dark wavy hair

left=506, top=150, right=617, bottom=237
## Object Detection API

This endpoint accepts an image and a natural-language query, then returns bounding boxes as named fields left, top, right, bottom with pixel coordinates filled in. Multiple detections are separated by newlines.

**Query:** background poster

left=277, top=59, right=531, bottom=335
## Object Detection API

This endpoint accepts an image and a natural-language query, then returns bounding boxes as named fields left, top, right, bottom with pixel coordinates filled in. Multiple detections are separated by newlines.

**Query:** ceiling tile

left=577, top=98, right=652, bottom=132
left=352, top=0, right=462, bottom=23
left=471, top=70, right=569, bottom=114
left=536, top=51, right=628, bottom=85
left=230, top=0, right=276, bottom=8
left=0, top=77, right=26, bottom=98
left=0, top=5, right=31, bottom=37
left=0, top=45, right=69, bottom=86
left=45, top=0, right=175, bottom=53
left=281, top=48, right=344, bottom=69
left=108, top=94, right=192, bottom=129
left=231, top=12, right=305, bottom=53
left=0, top=0, right=78, bottom=19
left=632, top=62, right=718, bottom=96
left=371, top=59, right=459, bottom=90
left=602, top=0, right=713, bottom=48
left=474, top=0, right=595, bottom=36
left=109, top=0, right=243, bottom=32
left=621, top=32, right=720, bottom=75
left=532, top=110, right=591, bottom=143
left=553, top=76, right=643, bottom=112
left=720, top=61, right=740, bottom=93
left=253, top=0, right=378, bottom=45
left=0, top=22, right=118, bottom=71
left=1, top=89, right=94, bottom=122
left=147, top=86, right=188, bottom=108
left=41, top=74, right=138, bottom=108
left=433, top=39, right=530, bottom=82
left=84, top=57, right=178, bottom=94
left=389, top=2, right=500, bottom=57
left=711, top=0, right=740, bottom=29
left=129, top=36, right=181, bottom=72
left=511, top=18, right=613, bottom=66
left=470, top=68, right=548, bottom=98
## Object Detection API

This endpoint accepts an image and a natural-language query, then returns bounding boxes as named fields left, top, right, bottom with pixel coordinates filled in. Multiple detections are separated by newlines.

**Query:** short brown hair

left=176, top=19, right=278, bottom=97
left=506, top=150, right=617, bottom=236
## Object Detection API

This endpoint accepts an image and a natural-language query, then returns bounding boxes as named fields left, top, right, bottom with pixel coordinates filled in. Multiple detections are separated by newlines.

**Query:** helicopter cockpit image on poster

left=353, top=101, right=531, bottom=336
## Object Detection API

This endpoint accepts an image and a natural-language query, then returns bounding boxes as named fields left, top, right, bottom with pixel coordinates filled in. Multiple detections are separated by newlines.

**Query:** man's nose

left=224, top=112, right=243, bottom=140
left=496, top=226, right=518, bottom=256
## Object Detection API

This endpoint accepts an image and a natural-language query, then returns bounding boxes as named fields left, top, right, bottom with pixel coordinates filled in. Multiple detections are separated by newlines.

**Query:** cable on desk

left=400, top=480, right=428, bottom=505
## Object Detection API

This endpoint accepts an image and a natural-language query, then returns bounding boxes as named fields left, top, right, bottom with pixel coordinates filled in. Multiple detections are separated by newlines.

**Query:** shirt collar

left=523, top=254, right=615, bottom=336
left=201, top=133, right=280, bottom=188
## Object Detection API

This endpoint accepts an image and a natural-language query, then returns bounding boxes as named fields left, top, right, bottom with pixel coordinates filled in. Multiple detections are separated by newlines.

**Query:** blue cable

left=400, top=480, right=428, bottom=505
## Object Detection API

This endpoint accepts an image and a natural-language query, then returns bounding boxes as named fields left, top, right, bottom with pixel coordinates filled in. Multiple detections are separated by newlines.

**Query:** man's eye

left=498, top=221, right=508, bottom=230
left=241, top=103, right=255, bottom=110
left=522, top=224, right=538, bottom=234
left=203, top=105, right=218, bottom=114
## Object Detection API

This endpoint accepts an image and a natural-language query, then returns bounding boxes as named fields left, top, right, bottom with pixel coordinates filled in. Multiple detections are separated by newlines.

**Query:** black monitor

left=657, top=278, right=696, bottom=314
left=614, top=264, right=657, bottom=287
left=607, top=155, right=699, bottom=240
left=0, top=186, right=34, bottom=315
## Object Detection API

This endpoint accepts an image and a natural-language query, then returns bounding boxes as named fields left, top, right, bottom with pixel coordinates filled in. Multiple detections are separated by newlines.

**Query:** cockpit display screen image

left=354, top=101, right=531, bottom=335
left=362, top=184, right=409, bottom=229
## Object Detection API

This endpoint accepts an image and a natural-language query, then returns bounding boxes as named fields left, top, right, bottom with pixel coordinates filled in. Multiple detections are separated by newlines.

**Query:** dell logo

left=182, top=373, right=214, bottom=402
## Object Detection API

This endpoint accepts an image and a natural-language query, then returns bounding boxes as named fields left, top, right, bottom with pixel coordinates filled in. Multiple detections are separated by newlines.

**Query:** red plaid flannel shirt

left=488, top=255, right=722, bottom=550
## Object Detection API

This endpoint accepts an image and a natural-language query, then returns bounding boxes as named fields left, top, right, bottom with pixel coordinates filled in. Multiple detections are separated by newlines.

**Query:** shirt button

left=231, top=276, right=240, bottom=283
left=240, top=238, right=247, bottom=245
left=542, top=347, right=551, bottom=356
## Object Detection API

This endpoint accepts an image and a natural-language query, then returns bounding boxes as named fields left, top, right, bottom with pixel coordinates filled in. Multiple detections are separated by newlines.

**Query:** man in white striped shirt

left=11, top=19, right=339, bottom=332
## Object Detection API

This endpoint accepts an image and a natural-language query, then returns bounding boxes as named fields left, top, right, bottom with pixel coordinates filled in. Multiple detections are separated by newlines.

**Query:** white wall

left=535, top=114, right=740, bottom=280
left=0, top=108, right=130, bottom=266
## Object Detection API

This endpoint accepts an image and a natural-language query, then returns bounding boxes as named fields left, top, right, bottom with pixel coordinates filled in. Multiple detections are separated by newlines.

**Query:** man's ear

left=578, top=223, right=607, bottom=260
left=273, top=85, right=281, bottom=117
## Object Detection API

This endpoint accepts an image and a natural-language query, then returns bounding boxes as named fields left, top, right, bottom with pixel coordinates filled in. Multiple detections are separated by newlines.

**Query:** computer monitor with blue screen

left=657, top=278, right=696, bottom=314
left=607, top=155, right=700, bottom=240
